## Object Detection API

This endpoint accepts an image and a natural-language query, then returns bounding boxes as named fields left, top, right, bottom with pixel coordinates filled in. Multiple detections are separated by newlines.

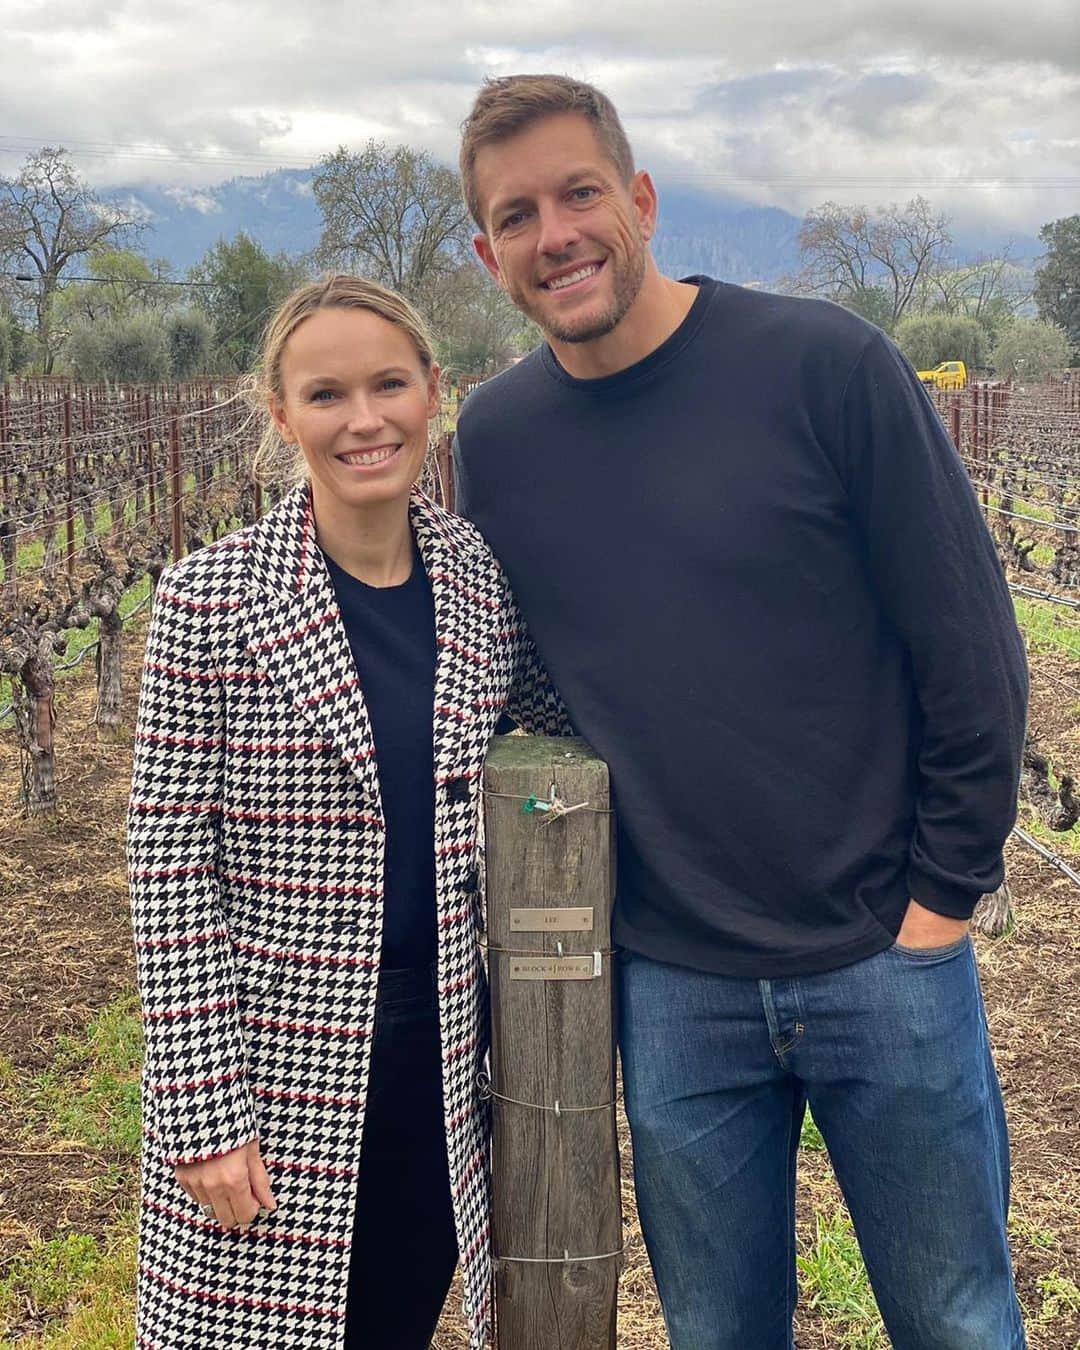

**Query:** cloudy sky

left=3, top=0, right=1078, bottom=236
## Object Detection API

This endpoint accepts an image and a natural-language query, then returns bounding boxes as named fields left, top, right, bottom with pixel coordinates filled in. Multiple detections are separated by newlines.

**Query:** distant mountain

left=113, top=167, right=1042, bottom=286
left=116, top=169, right=321, bottom=271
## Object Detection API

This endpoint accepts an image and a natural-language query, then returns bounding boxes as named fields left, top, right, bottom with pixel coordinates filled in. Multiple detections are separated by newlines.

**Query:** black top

left=455, top=277, right=1028, bottom=978
left=323, top=542, right=438, bottom=969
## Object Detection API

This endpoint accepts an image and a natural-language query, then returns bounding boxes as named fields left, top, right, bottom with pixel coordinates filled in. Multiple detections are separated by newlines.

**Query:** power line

left=1, top=135, right=1078, bottom=190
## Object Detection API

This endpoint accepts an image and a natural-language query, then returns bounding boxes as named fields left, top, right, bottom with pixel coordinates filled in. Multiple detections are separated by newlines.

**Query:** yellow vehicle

left=916, top=360, right=967, bottom=391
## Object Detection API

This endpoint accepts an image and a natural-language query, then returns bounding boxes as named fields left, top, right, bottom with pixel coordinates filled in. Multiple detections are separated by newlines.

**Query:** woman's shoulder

left=154, top=521, right=258, bottom=607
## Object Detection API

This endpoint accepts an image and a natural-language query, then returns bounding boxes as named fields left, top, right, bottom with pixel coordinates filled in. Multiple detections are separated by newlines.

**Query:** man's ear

left=474, top=232, right=504, bottom=289
left=630, top=170, right=659, bottom=243
left=268, top=397, right=295, bottom=444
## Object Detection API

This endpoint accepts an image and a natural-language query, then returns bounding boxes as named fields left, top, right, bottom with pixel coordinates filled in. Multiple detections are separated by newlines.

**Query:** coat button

left=446, top=777, right=472, bottom=804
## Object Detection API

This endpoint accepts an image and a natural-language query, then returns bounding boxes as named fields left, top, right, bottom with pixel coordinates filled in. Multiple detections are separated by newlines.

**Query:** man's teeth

left=547, top=264, right=600, bottom=291
left=340, top=447, right=397, bottom=466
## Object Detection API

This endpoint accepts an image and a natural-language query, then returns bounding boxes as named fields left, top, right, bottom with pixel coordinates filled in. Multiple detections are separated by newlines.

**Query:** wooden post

left=169, top=408, right=184, bottom=561
left=63, top=392, right=75, bottom=577
left=434, top=431, right=455, bottom=513
left=483, top=735, right=621, bottom=1350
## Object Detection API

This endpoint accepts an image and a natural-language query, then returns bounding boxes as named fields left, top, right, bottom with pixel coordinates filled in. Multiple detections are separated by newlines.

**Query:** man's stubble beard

left=515, top=238, right=648, bottom=346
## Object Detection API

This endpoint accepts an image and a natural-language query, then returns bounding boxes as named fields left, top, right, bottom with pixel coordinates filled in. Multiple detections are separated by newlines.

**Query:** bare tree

left=794, top=196, right=952, bottom=328
left=313, top=141, right=472, bottom=306
left=0, top=148, right=144, bottom=372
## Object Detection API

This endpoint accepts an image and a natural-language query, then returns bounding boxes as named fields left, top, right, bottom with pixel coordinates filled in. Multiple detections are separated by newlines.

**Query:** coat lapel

left=235, top=482, right=492, bottom=804
left=235, top=484, right=380, bottom=802
left=410, top=488, right=493, bottom=785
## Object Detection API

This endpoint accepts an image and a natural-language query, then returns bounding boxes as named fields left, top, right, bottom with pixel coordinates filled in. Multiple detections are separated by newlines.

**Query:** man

left=454, top=74, right=1028, bottom=1350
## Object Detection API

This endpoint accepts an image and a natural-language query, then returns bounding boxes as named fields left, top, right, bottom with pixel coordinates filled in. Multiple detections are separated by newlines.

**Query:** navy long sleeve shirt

left=454, top=278, right=1028, bottom=978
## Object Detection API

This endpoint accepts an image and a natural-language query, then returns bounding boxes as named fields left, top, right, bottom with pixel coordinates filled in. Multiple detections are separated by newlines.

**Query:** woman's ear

left=427, top=362, right=442, bottom=419
left=268, top=397, right=295, bottom=444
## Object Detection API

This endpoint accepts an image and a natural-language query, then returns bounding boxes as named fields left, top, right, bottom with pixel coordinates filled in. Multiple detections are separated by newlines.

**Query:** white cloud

left=0, top=0, right=1076, bottom=238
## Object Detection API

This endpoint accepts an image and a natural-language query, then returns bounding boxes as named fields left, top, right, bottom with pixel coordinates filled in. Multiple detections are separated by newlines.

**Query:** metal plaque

left=510, top=906, right=594, bottom=933
left=509, top=954, right=601, bottom=981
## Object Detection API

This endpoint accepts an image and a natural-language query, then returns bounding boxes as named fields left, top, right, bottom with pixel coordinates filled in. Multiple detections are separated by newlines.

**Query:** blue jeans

left=617, top=936, right=1026, bottom=1350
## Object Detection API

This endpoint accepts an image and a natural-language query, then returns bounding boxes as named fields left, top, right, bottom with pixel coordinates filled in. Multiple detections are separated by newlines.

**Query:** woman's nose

left=345, top=397, right=385, bottom=432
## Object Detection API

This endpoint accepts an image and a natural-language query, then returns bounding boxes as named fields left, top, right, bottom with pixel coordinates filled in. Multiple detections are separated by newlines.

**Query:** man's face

left=472, top=112, right=655, bottom=345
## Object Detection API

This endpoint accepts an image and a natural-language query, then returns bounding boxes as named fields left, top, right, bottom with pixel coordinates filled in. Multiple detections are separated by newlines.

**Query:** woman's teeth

left=339, top=446, right=398, bottom=466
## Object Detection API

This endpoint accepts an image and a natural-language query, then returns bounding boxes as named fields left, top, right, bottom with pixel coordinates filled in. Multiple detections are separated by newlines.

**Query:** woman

left=127, top=275, right=569, bottom=1349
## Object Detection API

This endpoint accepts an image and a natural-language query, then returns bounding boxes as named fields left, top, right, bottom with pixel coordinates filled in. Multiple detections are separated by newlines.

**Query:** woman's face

left=270, top=306, right=439, bottom=514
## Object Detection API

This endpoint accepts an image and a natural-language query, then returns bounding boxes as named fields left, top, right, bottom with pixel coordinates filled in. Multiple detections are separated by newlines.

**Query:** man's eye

left=500, top=211, right=526, bottom=230
left=570, top=187, right=597, bottom=202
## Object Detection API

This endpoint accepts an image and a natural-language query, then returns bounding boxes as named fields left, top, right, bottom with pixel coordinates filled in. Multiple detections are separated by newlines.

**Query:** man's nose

left=535, top=202, right=583, bottom=257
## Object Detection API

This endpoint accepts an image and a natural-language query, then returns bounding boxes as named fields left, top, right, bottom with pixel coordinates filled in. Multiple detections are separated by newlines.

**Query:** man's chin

left=540, top=304, right=623, bottom=346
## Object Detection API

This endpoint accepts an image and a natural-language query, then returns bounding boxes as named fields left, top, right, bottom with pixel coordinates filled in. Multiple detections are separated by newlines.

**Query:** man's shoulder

left=705, top=280, right=883, bottom=357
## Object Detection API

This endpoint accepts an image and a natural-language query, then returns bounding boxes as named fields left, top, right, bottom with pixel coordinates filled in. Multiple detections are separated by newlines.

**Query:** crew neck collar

left=540, top=276, right=716, bottom=393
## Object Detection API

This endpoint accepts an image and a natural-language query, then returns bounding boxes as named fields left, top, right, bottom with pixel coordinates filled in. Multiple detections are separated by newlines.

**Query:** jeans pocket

left=890, top=932, right=971, bottom=964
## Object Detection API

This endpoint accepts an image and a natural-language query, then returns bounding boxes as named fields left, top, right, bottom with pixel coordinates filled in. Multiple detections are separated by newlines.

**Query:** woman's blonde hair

left=243, top=274, right=437, bottom=487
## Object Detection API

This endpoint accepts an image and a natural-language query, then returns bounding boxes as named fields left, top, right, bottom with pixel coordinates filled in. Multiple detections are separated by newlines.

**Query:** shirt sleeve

left=835, top=333, right=1029, bottom=918
left=127, top=570, right=259, bottom=1165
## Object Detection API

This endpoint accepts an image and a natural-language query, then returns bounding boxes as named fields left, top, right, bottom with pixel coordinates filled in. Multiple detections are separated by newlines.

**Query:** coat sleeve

left=834, top=333, right=1029, bottom=918
left=502, top=589, right=577, bottom=738
left=127, top=570, right=259, bottom=1166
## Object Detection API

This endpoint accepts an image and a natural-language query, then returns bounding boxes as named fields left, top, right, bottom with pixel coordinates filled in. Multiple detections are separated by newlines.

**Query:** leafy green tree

left=1034, top=215, right=1080, bottom=362
left=65, top=311, right=170, bottom=383
left=52, top=246, right=173, bottom=329
left=894, top=313, right=987, bottom=373
left=840, top=285, right=896, bottom=333
left=189, top=233, right=308, bottom=372
left=166, top=309, right=212, bottom=378
left=0, top=148, right=143, bottom=372
left=990, top=318, right=1070, bottom=382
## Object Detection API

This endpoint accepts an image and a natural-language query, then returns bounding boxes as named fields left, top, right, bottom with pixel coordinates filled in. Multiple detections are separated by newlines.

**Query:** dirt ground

left=0, top=620, right=1078, bottom=1348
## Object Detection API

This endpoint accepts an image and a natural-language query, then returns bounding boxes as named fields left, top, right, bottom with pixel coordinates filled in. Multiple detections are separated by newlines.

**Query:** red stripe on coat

left=143, top=997, right=237, bottom=1022
left=143, top=1198, right=350, bottom=1249
left=135, top=927, right=228, bottom=951
left=240, top=1013, right=369, bottom=1038
left=253, top=605, right=339, bottom=650
left=138, top=1263, right=342, bottom=1319
left=220, top=871, right=381, bottom=898
left=437, top=636, right=490, bottom=668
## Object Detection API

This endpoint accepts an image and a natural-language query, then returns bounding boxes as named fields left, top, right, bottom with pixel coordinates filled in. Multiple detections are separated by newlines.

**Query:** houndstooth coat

left=127, top=482, right=568, bottom=1349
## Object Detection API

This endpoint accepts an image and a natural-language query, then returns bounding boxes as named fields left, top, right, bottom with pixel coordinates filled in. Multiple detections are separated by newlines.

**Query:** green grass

left=797, top=1207, right=886, bottom=1348
left=0, top=1222, right=136, bottom=1348
left=799, top=1110, right=827, bottom=1152
left=1013, top=595, right=1080, bottom=664
left=26, top=993, right=144, bottom=1160
left=0, top=573, right=150, bottom=721
left=1036, top=1271, right=1080, bottom=1324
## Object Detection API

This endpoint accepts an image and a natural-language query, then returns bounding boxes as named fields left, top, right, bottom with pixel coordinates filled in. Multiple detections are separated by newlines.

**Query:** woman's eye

left=310, top=389, right=336, bottom=402
left=380, top=378, right=406, bottom=391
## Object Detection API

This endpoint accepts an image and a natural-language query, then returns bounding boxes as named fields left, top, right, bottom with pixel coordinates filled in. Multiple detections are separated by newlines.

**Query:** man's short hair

left=459, top=74, right=636, bottom=230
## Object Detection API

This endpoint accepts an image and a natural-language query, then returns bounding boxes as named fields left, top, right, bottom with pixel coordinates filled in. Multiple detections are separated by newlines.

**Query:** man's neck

left=547, top=269, right=699, bottom=380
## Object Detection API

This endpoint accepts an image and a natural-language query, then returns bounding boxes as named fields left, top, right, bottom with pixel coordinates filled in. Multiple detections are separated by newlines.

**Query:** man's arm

left=836, top=333, right=1028, bottom=922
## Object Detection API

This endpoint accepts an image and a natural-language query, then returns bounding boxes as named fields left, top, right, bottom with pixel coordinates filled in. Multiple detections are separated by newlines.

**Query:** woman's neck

left=310, top=482, right=414, bottom=588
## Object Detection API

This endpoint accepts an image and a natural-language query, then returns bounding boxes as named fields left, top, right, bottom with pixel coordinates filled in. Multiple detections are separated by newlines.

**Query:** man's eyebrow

left=491, top=168, right=610, bottom=218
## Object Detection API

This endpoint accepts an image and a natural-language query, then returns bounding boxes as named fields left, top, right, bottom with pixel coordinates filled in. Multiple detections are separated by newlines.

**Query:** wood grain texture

left=483, top=735, right=621, bottom=1350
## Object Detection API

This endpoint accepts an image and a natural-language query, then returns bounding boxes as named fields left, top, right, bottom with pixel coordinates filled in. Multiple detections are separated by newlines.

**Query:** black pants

left=344, top=964, right=459, bottom=1349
